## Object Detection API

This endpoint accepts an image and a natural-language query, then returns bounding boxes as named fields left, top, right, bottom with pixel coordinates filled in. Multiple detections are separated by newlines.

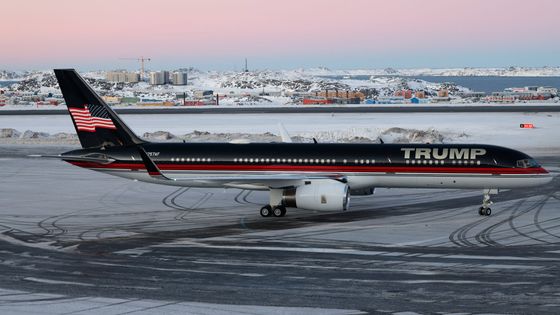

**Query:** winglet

left=137, top=146, right=174, bottom=181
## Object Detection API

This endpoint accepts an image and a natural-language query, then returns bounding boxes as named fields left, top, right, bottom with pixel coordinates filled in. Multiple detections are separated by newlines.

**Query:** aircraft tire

left=273, top=206, right=286, bottom=217
left=260, top=205, right=272, bottom=217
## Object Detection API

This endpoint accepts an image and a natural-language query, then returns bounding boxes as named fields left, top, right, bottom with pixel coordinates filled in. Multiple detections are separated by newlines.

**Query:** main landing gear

left=260, top=205, right=287, bottom=217
left=260, top=189, right=288, bottom=218
left=478, top=189, right=498, bottom=216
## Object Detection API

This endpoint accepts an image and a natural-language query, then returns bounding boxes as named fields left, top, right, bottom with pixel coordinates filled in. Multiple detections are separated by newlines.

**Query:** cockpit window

left=516, top=159, right=540, bottom=168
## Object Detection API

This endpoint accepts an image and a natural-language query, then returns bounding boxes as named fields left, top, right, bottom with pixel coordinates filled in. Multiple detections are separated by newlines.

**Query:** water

left=0, top=81, right=17, bottom=88
left=412, top=76, right=560, bottom=93
left=324, top=75, right=560, bottom=93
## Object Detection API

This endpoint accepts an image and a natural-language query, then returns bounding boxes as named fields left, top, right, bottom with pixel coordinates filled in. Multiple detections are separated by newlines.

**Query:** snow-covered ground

left=1, top=112, right=558, bottom=156
left=0, top=288, right=359, bottom=315
left=4, top=69, right=467, bottom=99
left=3, top=67, right=560, bottom=109
left=295, top=66, right=560, bottom=77
left=4, top=66, right=560, bottom=81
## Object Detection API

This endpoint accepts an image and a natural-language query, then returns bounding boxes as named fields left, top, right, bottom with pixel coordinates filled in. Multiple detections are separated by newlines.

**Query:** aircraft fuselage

left=63, top=142, right=551, bottom=191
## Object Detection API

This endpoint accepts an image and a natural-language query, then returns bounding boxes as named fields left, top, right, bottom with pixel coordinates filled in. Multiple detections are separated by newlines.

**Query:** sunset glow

left=2, top=0, right=559, bottom=70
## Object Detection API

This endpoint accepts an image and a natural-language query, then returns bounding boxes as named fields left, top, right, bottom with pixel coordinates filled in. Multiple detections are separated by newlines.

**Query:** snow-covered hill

left=296, top=67, right=560, bottom=77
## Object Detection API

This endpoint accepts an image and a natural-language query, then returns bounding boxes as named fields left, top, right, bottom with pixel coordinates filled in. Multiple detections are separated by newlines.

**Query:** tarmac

left=0, top=148, right=559, bottom=314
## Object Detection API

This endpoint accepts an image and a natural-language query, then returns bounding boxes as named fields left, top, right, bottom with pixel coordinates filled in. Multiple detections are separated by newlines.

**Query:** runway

left=1, top=150, right=559, bottom=314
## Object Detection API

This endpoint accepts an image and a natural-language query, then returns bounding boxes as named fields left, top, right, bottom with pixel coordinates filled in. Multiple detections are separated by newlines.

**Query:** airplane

left=45, top=69, right=552, bottom=218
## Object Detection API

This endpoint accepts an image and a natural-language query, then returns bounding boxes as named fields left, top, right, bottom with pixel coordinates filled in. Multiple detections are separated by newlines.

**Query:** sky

left=2, top=0, right=560, bottom=71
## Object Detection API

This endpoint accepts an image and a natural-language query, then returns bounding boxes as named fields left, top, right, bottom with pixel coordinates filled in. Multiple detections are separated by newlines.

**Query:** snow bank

left=1, top=112, right=557, bottom=156
left=1, top=127, right=454, bottom=146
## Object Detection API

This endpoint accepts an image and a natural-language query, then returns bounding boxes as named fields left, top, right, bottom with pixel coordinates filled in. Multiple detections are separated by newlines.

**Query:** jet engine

left=282, top=180, right=350, bottom=211
left=350, top=187, right=375, bottom=196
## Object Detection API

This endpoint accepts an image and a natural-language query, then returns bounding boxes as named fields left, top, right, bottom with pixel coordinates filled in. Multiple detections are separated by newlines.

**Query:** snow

left=1, top=111, right=558, bottom=156
left=24, top=277, right=95, bottom=287
left=290, top=66, right=560, bottom=77
left=3, top=67, right=560, bottom=110
left=0, top=288, right=361, bottom=315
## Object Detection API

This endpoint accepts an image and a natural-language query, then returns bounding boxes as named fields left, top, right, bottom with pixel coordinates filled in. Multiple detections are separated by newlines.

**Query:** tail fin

left=54, top=69, right=144, bottom=149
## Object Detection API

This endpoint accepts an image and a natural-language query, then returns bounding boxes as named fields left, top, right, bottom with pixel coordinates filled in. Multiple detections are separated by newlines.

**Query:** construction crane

left=119, top=56, right=151, bottom=81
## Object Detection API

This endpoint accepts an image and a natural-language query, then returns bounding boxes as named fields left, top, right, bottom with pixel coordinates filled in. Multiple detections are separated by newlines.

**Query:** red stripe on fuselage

left=67, top=161, right=549, bottom=175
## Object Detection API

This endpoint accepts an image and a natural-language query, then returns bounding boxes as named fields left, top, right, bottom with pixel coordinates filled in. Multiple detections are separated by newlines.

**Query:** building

left=102, top=96, right=122, bottom=104
left=149, top=71, right=170, bottom=85
left=438, top=89, right=449, bottom=98
left=125, top=72, right=140, bottom=83
left=303, top=98, right=334, bottom=105
left=537, top=86, right=558, bottom=95
left=313, top=90, right=366, bottom=101
left=193, top=90, right=214, bottom=98
left=410, top=97, right=429, bottom=104
left=394, top=90, right=413, bottom=99
left=172, top=72, right=188, bottom=85
left=456, top=91, right=486, bottom=98
left=431, top=96, right=451, bottom=103
left=485, top=94, right=515, bottom=103
left=106, top=71, right=140, bottom=83
left=415, top=91, right=426, bottom=99
left=376, top=96, right=407, bottom=104
left=106, top=71, right=126, bottom=82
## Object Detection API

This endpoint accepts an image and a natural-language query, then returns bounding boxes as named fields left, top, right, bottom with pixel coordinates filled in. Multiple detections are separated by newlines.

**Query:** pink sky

left=2, top=0, right=559, bottom=70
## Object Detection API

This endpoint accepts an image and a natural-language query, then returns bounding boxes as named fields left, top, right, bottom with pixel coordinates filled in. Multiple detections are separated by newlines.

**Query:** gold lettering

left=432, top=148, right=448, bottom=160
left=449, top=148, right=469, bottom=159
left=470, top=148, right=486, bottom=159
left=401, top=148, right=415, bottom=159
left=415, top=148, right=431, bottom=159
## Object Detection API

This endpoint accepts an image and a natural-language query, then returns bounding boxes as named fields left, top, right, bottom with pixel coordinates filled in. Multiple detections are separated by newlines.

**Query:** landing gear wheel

left=260, top=205, right=272, bottom=217
left=479, top=190, right=495, bottom=216
left=273, top=206, right=286, bottom=217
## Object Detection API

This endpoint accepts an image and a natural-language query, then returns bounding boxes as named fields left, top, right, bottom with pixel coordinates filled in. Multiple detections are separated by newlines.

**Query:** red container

left=520, top=123, right=535, bottom=129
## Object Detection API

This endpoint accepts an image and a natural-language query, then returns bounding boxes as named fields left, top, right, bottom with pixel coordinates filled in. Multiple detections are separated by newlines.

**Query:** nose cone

left=538, top=168, right=554, bottom=186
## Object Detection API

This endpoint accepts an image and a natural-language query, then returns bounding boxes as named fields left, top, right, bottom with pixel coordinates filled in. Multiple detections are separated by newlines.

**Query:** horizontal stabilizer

left=29, top=154, right=115, bottom=164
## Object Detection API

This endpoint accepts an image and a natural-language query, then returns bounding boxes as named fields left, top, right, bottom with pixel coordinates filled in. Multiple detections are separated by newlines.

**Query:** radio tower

left=244, top=58, right=249, bottom=72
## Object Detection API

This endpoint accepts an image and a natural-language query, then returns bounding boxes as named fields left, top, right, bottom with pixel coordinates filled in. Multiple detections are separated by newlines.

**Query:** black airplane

left=46, top=69, right=552, bottom=218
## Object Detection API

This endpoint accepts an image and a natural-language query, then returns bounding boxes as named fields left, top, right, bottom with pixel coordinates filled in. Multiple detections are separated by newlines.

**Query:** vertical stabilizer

left=54, top=69, right=144, bottom=149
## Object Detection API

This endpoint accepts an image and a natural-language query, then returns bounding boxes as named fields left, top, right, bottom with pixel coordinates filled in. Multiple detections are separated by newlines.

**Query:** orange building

left=438, top=89, right=449, bottom=97
left=314, top=90, right=365, bottom=100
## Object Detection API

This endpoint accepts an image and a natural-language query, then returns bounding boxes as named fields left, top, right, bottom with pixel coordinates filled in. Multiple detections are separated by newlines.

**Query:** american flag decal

left=68, top=105, right=117, bottom=132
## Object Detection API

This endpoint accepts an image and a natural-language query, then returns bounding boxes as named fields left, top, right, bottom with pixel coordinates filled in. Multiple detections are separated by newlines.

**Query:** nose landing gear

left=478, top=189, right=497, bottom=216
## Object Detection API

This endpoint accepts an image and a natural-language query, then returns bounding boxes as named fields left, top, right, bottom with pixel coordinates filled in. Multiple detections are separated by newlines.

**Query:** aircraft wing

left=137, top=146, right=344, bottom=189
left=177, top=174, right=341, bottom=189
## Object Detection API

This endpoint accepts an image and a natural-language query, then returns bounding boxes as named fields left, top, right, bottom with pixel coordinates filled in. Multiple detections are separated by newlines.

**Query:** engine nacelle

left=282, top=180, right=350, bottom=211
